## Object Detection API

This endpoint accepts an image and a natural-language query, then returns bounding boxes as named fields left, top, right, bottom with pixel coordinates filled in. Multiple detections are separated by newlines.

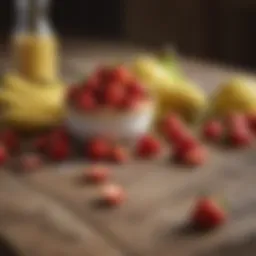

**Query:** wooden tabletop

left=1, top=41, right=256, bottom=256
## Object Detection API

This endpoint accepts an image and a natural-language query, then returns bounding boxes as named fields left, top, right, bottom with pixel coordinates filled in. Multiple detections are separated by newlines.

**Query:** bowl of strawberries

left=66, top=65, right=155, bottom=141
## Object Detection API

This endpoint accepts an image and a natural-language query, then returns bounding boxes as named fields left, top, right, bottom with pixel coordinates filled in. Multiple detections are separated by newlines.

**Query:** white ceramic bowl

left=66, top=101, right=155, bottom=141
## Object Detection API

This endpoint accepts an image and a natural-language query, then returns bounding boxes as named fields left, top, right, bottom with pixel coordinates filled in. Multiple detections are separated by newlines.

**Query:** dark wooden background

left=1, top=0, right=256, bottom=68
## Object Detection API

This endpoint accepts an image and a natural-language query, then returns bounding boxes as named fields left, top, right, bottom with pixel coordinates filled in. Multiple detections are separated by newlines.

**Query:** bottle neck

left=14, top=0, right=52, bottom=36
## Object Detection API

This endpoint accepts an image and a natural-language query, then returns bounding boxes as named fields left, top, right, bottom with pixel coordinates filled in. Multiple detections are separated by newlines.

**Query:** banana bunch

left=209, top=77, right=256, bottom=117
left=131, top=53, right=207, bottom=123
left=0, top=73, right=66, bottom=130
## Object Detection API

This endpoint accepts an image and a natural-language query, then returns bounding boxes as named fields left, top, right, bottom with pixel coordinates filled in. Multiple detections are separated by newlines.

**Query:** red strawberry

left=101, top=184, right=125, bottom=206
left=104, top=82, right=125, bottom=106
left=86, top=138, right=111, bottom=161
left=136, top=134, right=161, bottom=158
left=127, top=80, right=146, bottom=99
left=0, top=130, right=19, bottom=152
left=202, top=120, right=223, bottom=142
left=191, top=197, right=226, bottom=229
left=46, top=137, right=70, bottom=161
left=76, top=92, right=96, bottom=111
left=85, top=166, right=110, bottom=184
left=121, top=96, right=139, bottom=110
left=182, top=145, right=208, bottom=166
left=20, top=153, right=42, bottom=172
left=161, top=113, right=187, bottom=140
left=84, top=75, right=100, bottom=91
left=108, top=66, right=132, bottom=84
left=246, top=113, right=256, bottom=133
left=225, top=112, right=248, bottom=129
left=228, top=127, right=253, bottom=147
left=0, top=144, right=8, bottom=165
left=110, top=146, right=129, bottom=163
left=173, top=137, right=200, bottom=162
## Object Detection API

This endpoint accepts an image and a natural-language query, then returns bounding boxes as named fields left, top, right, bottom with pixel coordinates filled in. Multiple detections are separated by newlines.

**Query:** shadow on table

left=0, top=236, right=19, bottom=256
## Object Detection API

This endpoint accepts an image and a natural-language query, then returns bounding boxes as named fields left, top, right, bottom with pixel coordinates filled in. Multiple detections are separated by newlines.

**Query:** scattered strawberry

left=0, top=144, right=8, bottom=165
left=161, top=113, right=188, bottom=143
left=101, top=184, right=125, bottom=206
left=191, top=197, right=226, bottom=229
left=227, top=127, right=253, bottom=147
left=225, top=112, right=248, bottom=129
left=246, top=113, right=256, bottom=133
left=202, top=120, right=223, bottom=142
left=20, top=153, right=42, bottom=172
left=173, top=135, right=199, bottom=160
left=85, top=166, right=110, bottom=184
left=110, top=146, right=129, bottom=163
left=136, top=134, right=161, bottom=158
left=0, top=130, right=19, bottom=152
left=67, top=86, right=80, bottom=103
left=182, top=145, right=208, bottom=166
left=46, top=137, right=70, bottom=161
left=86, top=138, right=111, bottom=161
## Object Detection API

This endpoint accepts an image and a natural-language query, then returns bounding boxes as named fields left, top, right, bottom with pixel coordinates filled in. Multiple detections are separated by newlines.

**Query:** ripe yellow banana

left=0, top=73, right=66, bottom=130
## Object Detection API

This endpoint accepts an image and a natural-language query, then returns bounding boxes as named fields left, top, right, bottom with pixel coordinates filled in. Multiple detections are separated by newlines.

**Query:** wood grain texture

left=0, top=41, right=256, bottom=256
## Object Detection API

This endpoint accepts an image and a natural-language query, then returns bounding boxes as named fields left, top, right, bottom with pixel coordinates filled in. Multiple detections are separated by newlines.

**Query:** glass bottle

left=12, top=0, right=59, bottom=82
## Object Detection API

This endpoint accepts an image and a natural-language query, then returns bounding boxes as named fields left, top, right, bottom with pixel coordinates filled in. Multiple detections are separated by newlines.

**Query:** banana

left=0, top=73, right=66, bottom=130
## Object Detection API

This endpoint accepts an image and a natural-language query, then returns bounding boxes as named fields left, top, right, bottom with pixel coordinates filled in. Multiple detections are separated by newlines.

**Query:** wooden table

left=1, top=41, right=256, bottom=256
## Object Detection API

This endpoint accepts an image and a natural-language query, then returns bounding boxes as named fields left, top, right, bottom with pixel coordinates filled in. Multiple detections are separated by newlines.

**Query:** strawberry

left=0, top=144, right=8, bottom=165
left=191, top=197, right=226, bottom=229
left=110, top=146, right=129, bottom=163
left=101, top=184, right=125, bottom=206
left=225, top=112, right=248, bottom=129
left=161, top=113, right=187, bottom=142
left=127, top=80, right=146, bottom=99
left=228, top=127, right=253, bottom=147
left=246, top=113, right=256, bottom=133
left=121, top=96, right=139, bottom=110
left=84, top=75, right=100, bottom=91
left=108, top=66, right=132, bottom=84
left=202, top=120, right=223, bottom=142
left=173, top=137, right=200, bottom=162
left=182, top=145, right=208, bottom=166
left=136, top=134, right=161, bottom=158
left=20, top=153, right=42, bottom=172
left=46, top=137, right=70, bottom=161
left=86, top=138, right=111, bottom=161
left=103, top=82, right=125, bottom=106
left=76, top=92, right=96, bottom=111
left=85, top=165, right=110, bottom=184
left=0, top=130, right=19, bottom=152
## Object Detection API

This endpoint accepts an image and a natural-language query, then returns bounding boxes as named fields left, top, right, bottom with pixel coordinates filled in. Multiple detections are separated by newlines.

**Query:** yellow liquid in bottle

left=13, top=34, right=59, bottom=81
